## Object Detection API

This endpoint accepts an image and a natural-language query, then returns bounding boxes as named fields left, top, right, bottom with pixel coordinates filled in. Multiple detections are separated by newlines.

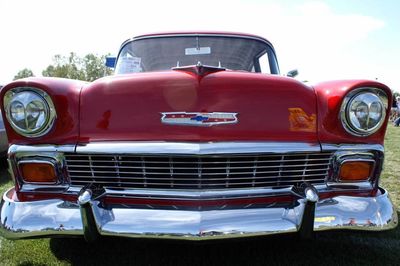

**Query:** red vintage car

left=0, top=32, right=397, bottom=241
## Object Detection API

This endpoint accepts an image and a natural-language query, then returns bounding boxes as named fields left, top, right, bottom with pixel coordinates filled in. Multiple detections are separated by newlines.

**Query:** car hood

left=79, top=69, right=318, bottom=143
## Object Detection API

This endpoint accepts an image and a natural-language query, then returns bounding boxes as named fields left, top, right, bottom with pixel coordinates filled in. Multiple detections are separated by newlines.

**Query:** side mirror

left=286, top=69, right=299, bottom=78
left=105, top=56, right=116, bottom=68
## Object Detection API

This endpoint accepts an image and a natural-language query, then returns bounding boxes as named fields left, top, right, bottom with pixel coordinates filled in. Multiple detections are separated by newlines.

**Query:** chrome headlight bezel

left=4, top=87, right=56, bottom=138
left=340, top=88, right=388, bottom=137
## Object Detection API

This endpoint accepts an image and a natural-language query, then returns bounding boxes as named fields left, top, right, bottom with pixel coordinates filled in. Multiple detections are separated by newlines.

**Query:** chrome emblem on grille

left=161, top=112, right=238, bottom=126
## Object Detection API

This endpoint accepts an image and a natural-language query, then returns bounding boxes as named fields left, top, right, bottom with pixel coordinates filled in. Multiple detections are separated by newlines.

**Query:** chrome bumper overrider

left=0, top=188, right=397, bottom=240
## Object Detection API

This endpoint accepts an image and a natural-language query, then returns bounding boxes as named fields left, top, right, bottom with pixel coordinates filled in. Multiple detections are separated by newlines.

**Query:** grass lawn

left=0, top=125, right=399, bottom=265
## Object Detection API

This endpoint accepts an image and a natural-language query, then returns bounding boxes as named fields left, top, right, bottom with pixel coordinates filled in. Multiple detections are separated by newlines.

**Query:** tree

left=83, top=54, right=113, bottom=82
left=42, top=53, right=85, bottom=80
left=42, top=52, right=113, bottom=81
left=13, top=68, right=34, bottom=80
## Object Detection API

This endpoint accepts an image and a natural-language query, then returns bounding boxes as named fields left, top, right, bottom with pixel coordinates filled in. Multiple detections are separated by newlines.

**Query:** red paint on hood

left=79, top=70, right=318, bottom=143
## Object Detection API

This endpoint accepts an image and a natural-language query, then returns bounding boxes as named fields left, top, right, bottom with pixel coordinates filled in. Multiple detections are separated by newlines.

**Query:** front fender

left=0, top=77, right=86, bottom=145
left=313, top=80, right=392, bottom=145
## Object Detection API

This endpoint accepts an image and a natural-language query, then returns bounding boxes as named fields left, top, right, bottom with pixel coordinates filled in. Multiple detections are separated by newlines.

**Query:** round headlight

left=4, top=88, right=56, bottom=137
left=341, top=88, right=388, bottom=136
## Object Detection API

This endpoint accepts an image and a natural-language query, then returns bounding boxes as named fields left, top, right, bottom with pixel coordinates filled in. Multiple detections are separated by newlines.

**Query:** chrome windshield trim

left=125, top=33, right=275, bottom=52
left=117, top=33, right=280, bottom=75
left=75, top=142, right=321, bottom=155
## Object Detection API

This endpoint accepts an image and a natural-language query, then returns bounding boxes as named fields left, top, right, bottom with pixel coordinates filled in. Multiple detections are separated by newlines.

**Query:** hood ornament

left=161, top=112, right=238, bottom=126
left=172, top=63, right=226, bottom=76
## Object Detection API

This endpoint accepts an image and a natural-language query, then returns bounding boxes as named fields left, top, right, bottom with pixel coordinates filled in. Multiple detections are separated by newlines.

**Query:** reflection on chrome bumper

left=0, top=188, right=397, bottom=240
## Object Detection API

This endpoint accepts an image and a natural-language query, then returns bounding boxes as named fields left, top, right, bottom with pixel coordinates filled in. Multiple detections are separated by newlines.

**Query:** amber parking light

left=339, top=161, right=374, bottom=181
left=19, top=162, right=57, bottom=183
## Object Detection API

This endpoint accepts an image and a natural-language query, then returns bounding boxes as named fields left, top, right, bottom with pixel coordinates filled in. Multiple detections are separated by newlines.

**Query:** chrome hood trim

left=8, top=142, right=384, bottom=155
left=75, top=141, right=321, bottom=155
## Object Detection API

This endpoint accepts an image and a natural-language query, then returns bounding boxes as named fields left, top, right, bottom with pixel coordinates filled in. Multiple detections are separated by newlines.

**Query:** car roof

left=120, top=31, right=274, bottom=49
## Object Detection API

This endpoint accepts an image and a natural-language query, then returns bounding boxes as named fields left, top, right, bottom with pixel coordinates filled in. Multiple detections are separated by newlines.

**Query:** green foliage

left=42, top=53, right=113, bottom=82
left=13, top=68, right=34, bottom=80
left=83, top=53, right=113, bottom=82
left=381, top=124, right=400, bottom=203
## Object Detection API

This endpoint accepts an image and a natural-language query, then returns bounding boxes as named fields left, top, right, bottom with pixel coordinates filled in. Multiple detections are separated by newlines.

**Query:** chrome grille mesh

left=64, top=153, right=332, bottom=190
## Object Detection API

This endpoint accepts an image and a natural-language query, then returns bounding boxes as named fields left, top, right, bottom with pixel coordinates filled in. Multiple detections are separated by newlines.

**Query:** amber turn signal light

left=339, top=161, right=373, bottom=181
left=20, top=162, right=57, bottom=183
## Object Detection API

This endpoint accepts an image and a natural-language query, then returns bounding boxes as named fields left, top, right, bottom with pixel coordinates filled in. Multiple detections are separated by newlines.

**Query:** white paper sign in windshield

left=185, top=47, right=211, bottom=55
left=118, top=57, right=142, bottom=73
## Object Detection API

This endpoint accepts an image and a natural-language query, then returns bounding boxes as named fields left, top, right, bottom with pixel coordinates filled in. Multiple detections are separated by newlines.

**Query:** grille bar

left=65, top=153, right=332, bottom=190
left=65, top=163, right=330, bottom=170
left=64, top=158, right=330, bottom=164
left=67, top=168, right=328, bottom=175
left=67, top=173, right=327, bottom=181
left=70, top=179, right=326, bottom=187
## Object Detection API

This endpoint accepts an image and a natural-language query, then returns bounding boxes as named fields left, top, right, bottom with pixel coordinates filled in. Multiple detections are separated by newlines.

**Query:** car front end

left=0, top=32, right=397, bottom=241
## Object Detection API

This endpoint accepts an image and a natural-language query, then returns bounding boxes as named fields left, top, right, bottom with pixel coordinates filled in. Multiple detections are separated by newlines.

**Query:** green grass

left=0, top=126, right=400, bottom=265
left=381, top=125, right=400, bottom=205
left=0, top=159, right=11, bottom=192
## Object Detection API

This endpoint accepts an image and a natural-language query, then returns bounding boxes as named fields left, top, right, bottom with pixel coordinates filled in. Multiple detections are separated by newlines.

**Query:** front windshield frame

left=115, top=34, right=280, bottom=75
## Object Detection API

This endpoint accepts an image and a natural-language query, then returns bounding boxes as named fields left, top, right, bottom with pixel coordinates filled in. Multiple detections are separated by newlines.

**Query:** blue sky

left=0, top=0, right=399, bottom=92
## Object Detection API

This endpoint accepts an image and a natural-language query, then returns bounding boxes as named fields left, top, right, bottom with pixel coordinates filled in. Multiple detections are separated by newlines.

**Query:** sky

left=0, top=0, right=399, bottom=92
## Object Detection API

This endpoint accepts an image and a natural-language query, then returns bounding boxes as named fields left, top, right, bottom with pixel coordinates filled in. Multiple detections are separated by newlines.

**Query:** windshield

left=115, top=36, right=279, bottom=74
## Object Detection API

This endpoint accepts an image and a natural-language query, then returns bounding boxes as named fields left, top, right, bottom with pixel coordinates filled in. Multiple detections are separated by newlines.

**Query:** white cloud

left=270, top=1, right=385, bottom=82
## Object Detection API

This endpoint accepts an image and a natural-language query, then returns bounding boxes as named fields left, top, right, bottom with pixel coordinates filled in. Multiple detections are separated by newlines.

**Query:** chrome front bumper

left=0, top=188, right=397, bottom=240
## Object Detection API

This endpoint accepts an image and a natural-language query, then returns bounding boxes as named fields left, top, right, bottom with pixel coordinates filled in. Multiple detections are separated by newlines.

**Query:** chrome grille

left=64, top=153, right=332, bottom=190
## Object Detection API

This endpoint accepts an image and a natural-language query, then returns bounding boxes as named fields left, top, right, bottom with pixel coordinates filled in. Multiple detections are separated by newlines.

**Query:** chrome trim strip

left=1, top=187, right=397, bottom=240
left=321, top=143, right=384, bottom=152
left=75, top=142, right=321, bottom=155
left=326, top=182, right=373, bottom=190
left=8, top=144, right=76, bottom=154
left=9, top=142, right=382, bottom=155
left=66, top=184, right=377, bottom=201
left=19, top=184, right=70, bottom=193
left=67, top=185, right=326, bottom=200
